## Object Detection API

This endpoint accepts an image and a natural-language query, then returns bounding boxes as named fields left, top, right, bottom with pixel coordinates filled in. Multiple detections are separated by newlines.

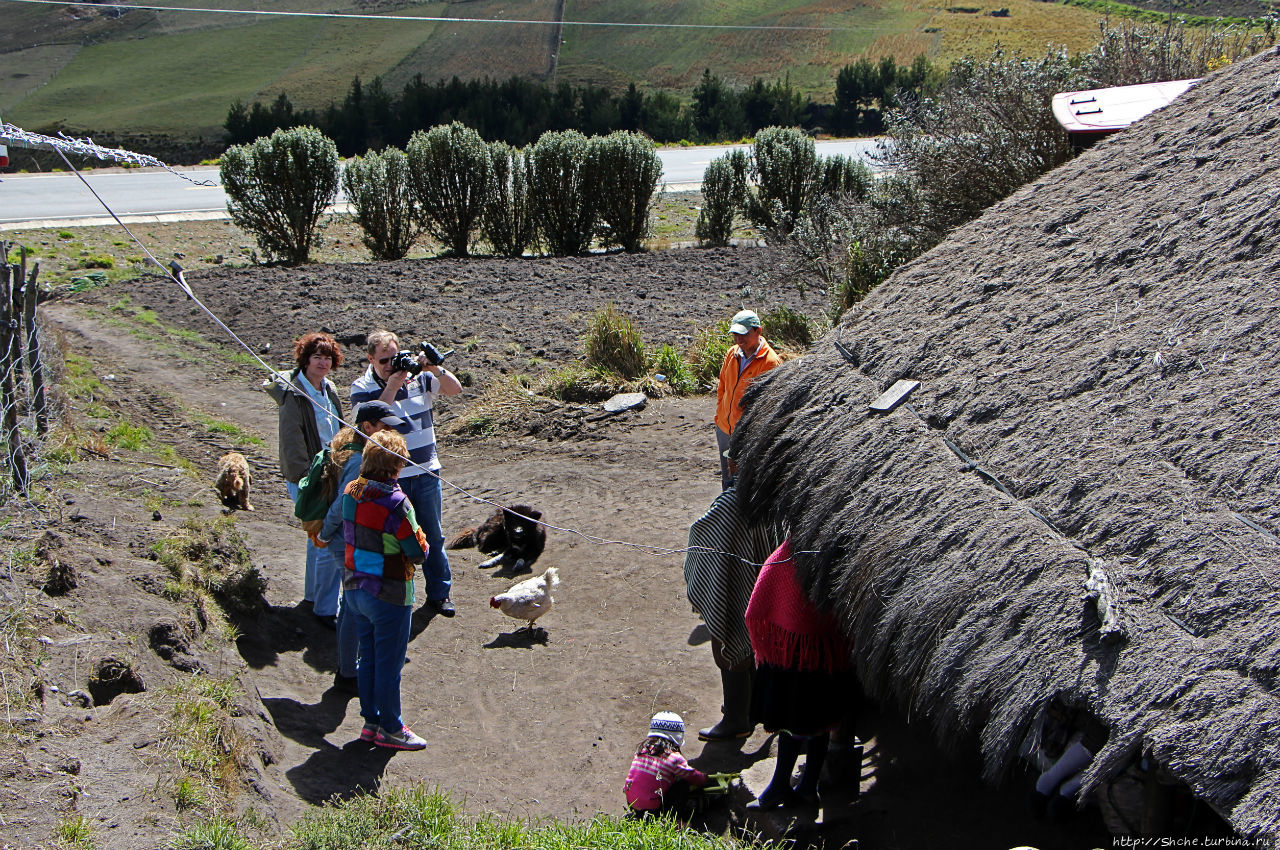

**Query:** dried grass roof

left=734, top=47, right=1280, bottom=836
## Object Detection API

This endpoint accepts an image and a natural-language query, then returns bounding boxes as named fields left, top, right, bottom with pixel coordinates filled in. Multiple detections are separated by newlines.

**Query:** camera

left=389, top=350, right=421, bottom=375
left=388, top=342, right=452, bottom=376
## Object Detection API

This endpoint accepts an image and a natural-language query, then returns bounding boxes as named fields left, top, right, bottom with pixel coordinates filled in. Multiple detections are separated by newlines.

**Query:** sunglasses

left=377, top=357, right=393, bottom=365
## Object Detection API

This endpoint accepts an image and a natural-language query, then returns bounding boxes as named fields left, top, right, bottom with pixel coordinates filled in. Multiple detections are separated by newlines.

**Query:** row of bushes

left=220, top=123, right=663, bottom=264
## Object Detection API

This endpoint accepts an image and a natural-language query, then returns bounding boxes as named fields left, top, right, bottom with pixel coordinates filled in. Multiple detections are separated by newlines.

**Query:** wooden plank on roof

left=870, top=379, right=919, bottom=413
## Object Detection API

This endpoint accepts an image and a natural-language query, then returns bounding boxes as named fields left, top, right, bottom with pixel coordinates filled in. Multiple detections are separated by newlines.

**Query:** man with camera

left=351, top=329, right=463, bottom=617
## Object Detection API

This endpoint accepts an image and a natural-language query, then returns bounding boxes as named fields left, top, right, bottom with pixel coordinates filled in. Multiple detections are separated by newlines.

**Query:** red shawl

left=745, top=539, right=851, bottom=673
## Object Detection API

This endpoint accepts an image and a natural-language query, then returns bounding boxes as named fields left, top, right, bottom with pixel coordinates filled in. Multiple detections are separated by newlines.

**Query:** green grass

left=275, top=784, right=759, bottom=850
left=54, top=814, right=96, bottom=849
left=105, top=422, right=153, bottom=451
left=191, top=413, right=264, bottom=447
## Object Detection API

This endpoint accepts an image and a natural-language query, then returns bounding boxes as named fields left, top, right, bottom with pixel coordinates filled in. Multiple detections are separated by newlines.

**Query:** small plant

left=173, top=775, right=207, bottom=811
left=57, top=230, right=74, bottom=240
left=583, top=304, right=646, bottom=379
left=650, top=344, right=696, bottom=395
left=762, top=305, right=814, bottom=351
left=55, top=814, right=95, bottom=848
left=169, top=816, right=251, bottom=850
left=687, top=319, right=734, bottom=389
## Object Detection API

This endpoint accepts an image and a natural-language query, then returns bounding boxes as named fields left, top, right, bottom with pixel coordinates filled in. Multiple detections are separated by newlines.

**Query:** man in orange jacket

left=714, top=309, right=781, bottom=490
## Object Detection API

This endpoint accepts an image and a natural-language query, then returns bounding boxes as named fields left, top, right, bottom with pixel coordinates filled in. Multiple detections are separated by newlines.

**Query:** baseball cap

left=729, top=310, right=762, bottom=335
left=354, top=400, right=405, bottom=428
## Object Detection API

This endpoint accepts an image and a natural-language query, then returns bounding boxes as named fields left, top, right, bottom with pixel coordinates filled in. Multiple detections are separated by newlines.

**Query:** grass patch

left=161, top=674, right=251, bottom=816
left=273, top=784, right=758, bottom=850
left=191, top=413, right=264, bottom=448
left=105, top=422, right=153, bottom=451
left=54, top=814, right=96, bottom=849
left=687, top=319, right=733, bottom=391
left=170, top=816, right=252, bottom=850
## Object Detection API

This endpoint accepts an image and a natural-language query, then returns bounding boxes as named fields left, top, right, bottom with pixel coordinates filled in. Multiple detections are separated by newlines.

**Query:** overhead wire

left=44, top=145, right=784, bottom=568
left=5, top=0, right=866, bottom=32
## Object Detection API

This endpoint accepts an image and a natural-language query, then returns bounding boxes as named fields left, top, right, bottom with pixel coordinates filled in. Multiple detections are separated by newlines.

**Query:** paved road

left=0, top=139, right=884, bottom=227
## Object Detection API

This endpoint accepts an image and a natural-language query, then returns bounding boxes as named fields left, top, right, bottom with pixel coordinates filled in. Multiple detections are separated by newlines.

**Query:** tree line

left=224, top=59, right=937, bottom=155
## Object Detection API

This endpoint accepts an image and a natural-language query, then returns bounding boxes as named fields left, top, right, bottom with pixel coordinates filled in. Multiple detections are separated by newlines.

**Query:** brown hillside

left=735, top=46, right=1280, bottom=835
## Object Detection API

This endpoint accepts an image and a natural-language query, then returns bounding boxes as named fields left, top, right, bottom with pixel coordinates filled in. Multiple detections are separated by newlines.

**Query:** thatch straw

left=734, top=46, right=1280, bottom=836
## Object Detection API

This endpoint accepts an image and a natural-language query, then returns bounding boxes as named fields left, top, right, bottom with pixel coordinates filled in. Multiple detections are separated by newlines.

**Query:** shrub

left=482, top=142, right=537, bottom=257
left=695, top=155, right=740, bottom=247
left=78, top=254, right=115, bottom=269
left=687, top=319, right=733, bottom=389
left=342, top=147, right=422, bottom=260
left=882, top=46, right=1077, bottom=243
left=406, top=122, right=491, bottom=257
left=527, top=130, right=599, bottom=256
left=762, top=305, right=813, bottom=350
left=583, top=303, right=645, bottom=379
left=219, top=126, right=339, bottom=264
left=744, top=126, right=820, bottom=235
left=593, top=131, right=663, bottom=252
left=1079, top=18, right=1275, bottom=88
left=650, top=344, right=696, bottom=395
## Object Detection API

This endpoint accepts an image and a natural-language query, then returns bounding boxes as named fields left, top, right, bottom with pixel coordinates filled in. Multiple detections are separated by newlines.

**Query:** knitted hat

left=648, top=711, right=685, bottom=747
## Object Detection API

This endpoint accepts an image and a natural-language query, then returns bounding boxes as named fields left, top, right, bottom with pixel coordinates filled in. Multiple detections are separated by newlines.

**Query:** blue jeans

left=398, top=473, right=451, bottom=602
left=346, top=587, right=412, bottom=733
left=287, top=481, right=320, bottom=603
left=336, top=586, right=358, bottom=678
left=311, top=541, right=345, bottom=617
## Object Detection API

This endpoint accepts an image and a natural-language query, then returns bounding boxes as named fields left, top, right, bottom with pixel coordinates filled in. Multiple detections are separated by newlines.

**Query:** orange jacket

left=714, top=339, right=781, bottom=434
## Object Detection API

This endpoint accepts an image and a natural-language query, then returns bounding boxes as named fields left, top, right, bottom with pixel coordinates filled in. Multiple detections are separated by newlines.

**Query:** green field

left=0, top=0, right=1264, bottom=137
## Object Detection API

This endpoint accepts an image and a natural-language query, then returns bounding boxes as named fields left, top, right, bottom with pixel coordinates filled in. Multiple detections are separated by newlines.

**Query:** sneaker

left=375, top=725, right=427, bottom=750
left=359, top=722, right=378, bottom=742
left=431, top=598, right=456, bottom=618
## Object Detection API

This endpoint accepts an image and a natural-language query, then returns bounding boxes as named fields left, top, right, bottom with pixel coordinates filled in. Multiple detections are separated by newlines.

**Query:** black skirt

left=751, top=663, right=854, bottom=737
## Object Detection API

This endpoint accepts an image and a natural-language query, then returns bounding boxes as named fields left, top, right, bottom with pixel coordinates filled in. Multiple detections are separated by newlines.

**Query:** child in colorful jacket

left=624, top=711, right=708, bottom=815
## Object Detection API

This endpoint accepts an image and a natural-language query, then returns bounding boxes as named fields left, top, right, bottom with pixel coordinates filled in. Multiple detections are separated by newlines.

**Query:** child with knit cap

left=624, top=711, right=708, bottom=816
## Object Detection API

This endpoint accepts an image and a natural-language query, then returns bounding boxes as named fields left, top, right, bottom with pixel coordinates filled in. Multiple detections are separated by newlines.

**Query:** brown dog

left=215, top=452, right=254, bottom=511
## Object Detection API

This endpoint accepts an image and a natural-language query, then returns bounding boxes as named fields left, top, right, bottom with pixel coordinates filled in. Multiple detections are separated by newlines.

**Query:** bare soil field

left=0, top=244, right=1109, bottom=849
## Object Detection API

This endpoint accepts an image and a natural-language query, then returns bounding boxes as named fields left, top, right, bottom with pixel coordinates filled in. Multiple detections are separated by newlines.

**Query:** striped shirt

left=683, top=488, right=784, bottom=669
left=350, top=367, right=441, bottom=477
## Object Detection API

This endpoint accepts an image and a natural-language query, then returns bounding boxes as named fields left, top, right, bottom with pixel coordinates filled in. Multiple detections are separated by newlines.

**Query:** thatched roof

left=735, top=46, right=1280, bottom=836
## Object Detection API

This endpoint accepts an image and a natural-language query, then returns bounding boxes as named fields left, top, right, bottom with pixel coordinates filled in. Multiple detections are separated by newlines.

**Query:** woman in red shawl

left=745, top=538, right=853, bottom=810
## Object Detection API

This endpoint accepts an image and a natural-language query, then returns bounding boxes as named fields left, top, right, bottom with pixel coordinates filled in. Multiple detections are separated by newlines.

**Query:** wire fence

left=0, top=242, right=50, bottom=503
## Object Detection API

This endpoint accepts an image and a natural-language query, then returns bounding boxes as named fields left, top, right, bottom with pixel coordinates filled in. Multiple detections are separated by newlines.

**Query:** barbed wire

left=0, top=122, right=216, bottom=187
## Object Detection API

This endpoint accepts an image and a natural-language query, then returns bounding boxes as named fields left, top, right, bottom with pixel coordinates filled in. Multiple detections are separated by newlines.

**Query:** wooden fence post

left=21, top=255, right=48, bottom=436
left=0, top=256, right=30, bottom=495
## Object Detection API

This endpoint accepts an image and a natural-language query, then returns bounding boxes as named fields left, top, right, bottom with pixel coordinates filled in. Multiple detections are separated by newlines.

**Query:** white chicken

left=489, top=566, right=559, bottom=631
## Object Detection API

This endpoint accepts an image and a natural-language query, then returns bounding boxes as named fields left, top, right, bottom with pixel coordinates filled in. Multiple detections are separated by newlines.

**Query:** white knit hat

left=648, top=711, right=685, bottom=748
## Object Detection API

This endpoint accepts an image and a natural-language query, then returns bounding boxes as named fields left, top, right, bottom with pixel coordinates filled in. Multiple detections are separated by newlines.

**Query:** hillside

left=0, top=0, right=1179, bottom=139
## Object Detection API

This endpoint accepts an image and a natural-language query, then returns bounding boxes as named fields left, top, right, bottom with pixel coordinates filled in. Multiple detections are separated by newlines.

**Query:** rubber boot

left=793, top=732, right=828, bottom=810
left=698, top=669, right=754, bottom=741
left=747, top=733, right=802, bottom=810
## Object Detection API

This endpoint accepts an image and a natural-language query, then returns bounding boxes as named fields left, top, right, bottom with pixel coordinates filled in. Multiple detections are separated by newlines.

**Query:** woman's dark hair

left=294, top=332, right=344, bottom=371
left=636, top=736, right=674, bottom=757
